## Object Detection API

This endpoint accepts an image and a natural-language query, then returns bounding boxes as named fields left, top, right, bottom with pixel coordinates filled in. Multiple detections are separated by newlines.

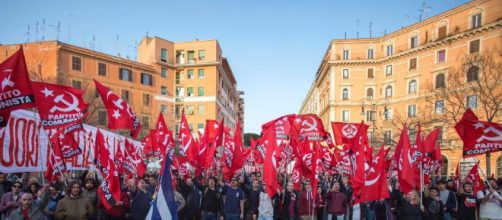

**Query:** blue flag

left=146, top=150, right=178, bottom=220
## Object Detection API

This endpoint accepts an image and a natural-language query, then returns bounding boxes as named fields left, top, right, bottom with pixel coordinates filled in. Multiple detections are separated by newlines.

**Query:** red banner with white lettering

left=455, top=109, right=502, bottom=157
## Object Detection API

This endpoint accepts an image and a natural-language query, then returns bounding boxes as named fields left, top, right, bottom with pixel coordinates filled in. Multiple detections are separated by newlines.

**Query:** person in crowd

left=341, top=176, right=353, bottom=220
left=147, top=174, right=159, bottom=195
left=26, top=182, right=41, bottom=200
left=43, top=184, right=64, bottom=220
left=129, top=179, right=152, bottom=220
left=299, top=180, right=317, bottom=220
left=54, top=180, right=95, bottom=220
left=456, top=182, right=477, bottom=220
left=258, top=184, right=274, bottom=220
left=446, top=180, right=457, bottom=192
left=192, top=176, right=222, bottom=220
left=0, top=173, right=13, bottom=201
left=423, top=186, right=444, bottom=220
left=99, top=189, right=129, bottom=220
left=438, top=180, right=457, bottom=220
left=394, top=187, right=424, bottom=220
left=173, top=186, right=186, bottom=215
left=178, top=174, right=202, bottom=220
left=80, top=178, right=99, bottom=220
left=8, top=187, right=49, bottom=220
left=316, top=185, right=326, bottom=220
left=277, top=182, right=298, bottom=220
left=243, top=179, right=261, bottom=220
left=326, top=182, right=347, bottom=220
left=477, top=178, right=502, bottom=220
left=0, top=182, right=23, bottom=219
left=221, top=177, right=245, bottom=220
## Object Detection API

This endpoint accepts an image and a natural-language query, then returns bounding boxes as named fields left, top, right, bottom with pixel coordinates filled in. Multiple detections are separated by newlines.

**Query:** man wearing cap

left=221, top=176, right=245, bottom=220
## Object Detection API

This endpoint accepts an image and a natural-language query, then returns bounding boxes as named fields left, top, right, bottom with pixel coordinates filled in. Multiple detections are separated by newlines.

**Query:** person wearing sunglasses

left=0, top=182, right=23, bottom=219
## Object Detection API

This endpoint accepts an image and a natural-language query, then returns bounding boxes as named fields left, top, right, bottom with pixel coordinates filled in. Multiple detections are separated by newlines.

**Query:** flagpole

left=420, top=161, right=424, bottom=205
left=31, top=109, right=48, bottom=185
left=474, top=158, right=493, bottom=190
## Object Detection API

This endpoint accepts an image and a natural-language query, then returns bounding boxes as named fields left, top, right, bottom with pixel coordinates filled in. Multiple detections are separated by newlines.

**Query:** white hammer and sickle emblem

left=1, top=69, right=14, bottom=90
left=49, top=92, right=80, bottom=113
left=301, top=116, right=318, bottom=133
left=477, top=126, right=502, bottom=142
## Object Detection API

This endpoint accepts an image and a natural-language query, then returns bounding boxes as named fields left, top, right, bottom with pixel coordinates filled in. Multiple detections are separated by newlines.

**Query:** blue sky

left=0, top=0, right=468, bottom=133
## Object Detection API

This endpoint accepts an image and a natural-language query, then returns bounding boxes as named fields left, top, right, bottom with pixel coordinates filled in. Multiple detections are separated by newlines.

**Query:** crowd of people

left=0, top=170, right=501, bottom=220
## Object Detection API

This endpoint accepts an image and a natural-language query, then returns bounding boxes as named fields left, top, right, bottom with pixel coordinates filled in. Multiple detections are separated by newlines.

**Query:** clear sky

left=0, top=0, right=469, bottom=134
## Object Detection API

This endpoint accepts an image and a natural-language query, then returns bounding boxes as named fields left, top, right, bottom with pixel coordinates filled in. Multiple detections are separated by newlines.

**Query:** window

left=161, top=105, right=167, bottom=114
left=198, top=105, right=205, bottom=115
left=140, top=73, right=153, bottom=86
left=367, top=49, right=374, bottom=59
left=385, top=85, right=393, bottom=97
left=72, top=56, right=81, bottom=71
left=366, top=111, right=375, bottom=122
left=410, top=36, right=418, bottom=48
left=385, top=108, right=393, bottom=120
left=436, top=73, right=445, bottom=89
left=437, top=49, right=446, bottom=63
left=187, top=87, right=194, bottom=97
left=198, top=69, right=205, bottom=79
left=408, top=80, right=417, bottom=94
left=467, top=66, right=479, bottom=82
left=161, top=86, right=167, bottom=96
left=121, top=90, right=130, bottom=103
left=161, top=67, right=167, bottom=78
left=175, top=72, right=181, bottom=84
left=198, top=123, right=204, bottom=131
left=198, top=50, right=206, bottom=60
left=186, top=105, right=194, bottom=115
left=119, top=68, right=133, bottom=82
left=198, top=87, right=204, bottom=96
left=409, top=58, right=417, bottom=70
left=409, top=128, right=417, bottom=144
left=142, top=116, right=150, bottom=130
left=437, top=26, right=447, bottom=40
left=408, top=105, right=417, bottom=117
left=343, top=50, right=349, bottom=60
left=72, top=80, right=82, bottom=89
left=385, top=65, right=393, bottom=76
left=187, top=51, right=195, bottom=63
left=435, top=126, right=443, bottom=145
left=176, top=87, right=182, bottom=97
left=342, top=69, right=349, bottom=79
left=472, top=13, right=481, bottom=28
left=98, top=63, right=107, bottom=76
left=435, top=100, right=444, bottom=114
left=469, top=39, right=480, bottom=54
left=342, top=88, right=349, bottom=100
left=160, top=48, right=168, bottom=62
left=386, top=45, right=393, bottom=56
left=467, top=95, right=477, bottom=109
left=98, top=111, right=107, bottom=126
left=342, top=110, right=349, bottom=122
left=384, top=131, right=392, bottom=145
left=187, top=69, right=194, bottom=79
left=367, top=68, right=374, bottom=79
left=143, top=93, right=150, bottom=106
left=366, top=88, right=374, bottom=100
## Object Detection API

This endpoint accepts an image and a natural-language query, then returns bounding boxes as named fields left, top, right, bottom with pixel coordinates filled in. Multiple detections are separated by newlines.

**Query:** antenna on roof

left=91, top=35, right=96, bottom=50
left=25, top=25, right=31, bottom=43
left=116, top=34, right=120, bottom=56
left=369, top=22, right=373, bottom=38
left=356, top=19, right=360, bottom=39
left=418, top=1, right=431, bottom=21
left=146, top=31, right=149, bottom=38
left=41, top=18, right=46, bottom=41
left=35, top=20, right=39, bottom=42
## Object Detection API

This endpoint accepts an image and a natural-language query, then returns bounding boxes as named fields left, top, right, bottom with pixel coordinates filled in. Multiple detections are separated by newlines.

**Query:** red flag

left=0, top=47, right=35, bottom=127
left=95, top=129, right=122, bottom=209
left=141, top=132, right=155, bottom=156
left=396, top=126, right=417, bottom=194
left=203, top=119, right=224, bottom=169
left=155, top=112, right=172, bottom=158
left=31, top=82, right=88, bottom=133
left=94, top=80, right=141, bottom=138
left=263, top=129, right=279, bottom=198
left=455, top=109, right=502, bottom=157
left=422, top=128, right=441, bottom=185
left=261, top=114, right=296, bottom=142
left=291, top=114, right=328, bottom=143
left=50, top=129, right=82, bottom=159
left=124, top=139, right=146, bottom=178
left=465, top=162, right=483, bottom=194
left=355, top=146, right=390, bottom=203
left=46, top=138, right=67, bottom=182
left=178, top=111, right=196, bottom=165
left=349, top=122, right=370, bottom=199
left=332, top=122, right=368, bottom=146
left=114, top=146, right=125, bottom=174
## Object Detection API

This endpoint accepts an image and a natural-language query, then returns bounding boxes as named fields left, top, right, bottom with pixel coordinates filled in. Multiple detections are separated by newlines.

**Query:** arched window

left=442, top=155, right=449, bottom=178
left=436, top=73, right=445, bottom=89
left=467, top=66, right=479, bottom=82
left=366, top=88, right=374, bottom=100
left=342, top=88, right=349, bottom=100
left=497, top=156, right=502, bottom=178
left=408, top=80, right=417, bottom=94
left=385, top=85, right=393, bottom=98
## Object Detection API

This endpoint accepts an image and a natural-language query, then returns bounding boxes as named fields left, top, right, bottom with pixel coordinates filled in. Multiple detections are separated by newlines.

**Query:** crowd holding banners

left=0, top=46, right=502, bottom=220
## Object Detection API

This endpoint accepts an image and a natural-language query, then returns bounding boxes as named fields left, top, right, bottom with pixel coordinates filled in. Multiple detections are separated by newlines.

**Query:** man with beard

left=457, top=182, right=477, bottom=220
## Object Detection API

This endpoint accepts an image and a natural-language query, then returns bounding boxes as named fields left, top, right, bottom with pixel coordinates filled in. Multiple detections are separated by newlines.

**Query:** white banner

left=0, top=110, right=142, bottom=173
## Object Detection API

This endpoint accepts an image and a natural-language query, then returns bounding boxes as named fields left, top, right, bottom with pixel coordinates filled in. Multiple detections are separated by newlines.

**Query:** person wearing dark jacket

left=326, top=182, right=347, bottom=220
left=423, top=186, right=444, bottom=220
left=456, top=182, right=477, bottom=220
left=178, top=176, right=202, bottom=220
left=394, top=189, right=424, bottom=220
left=193, top=176, right=222, bottom=220
left=243, top=179, right=261, bottom=220
left=438, top=180, right=457, bottom=220
left=129, top=179, right=152, bottom=220
left=277, top=182, right=299, bottom=220
left=0, top=173, right=13, bottom=201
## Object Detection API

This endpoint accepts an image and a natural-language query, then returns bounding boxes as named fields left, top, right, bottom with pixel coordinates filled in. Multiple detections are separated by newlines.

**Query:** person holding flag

left=477, top=178, right=502, bottom=220
left=456, top=182, right=477, bottom=220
